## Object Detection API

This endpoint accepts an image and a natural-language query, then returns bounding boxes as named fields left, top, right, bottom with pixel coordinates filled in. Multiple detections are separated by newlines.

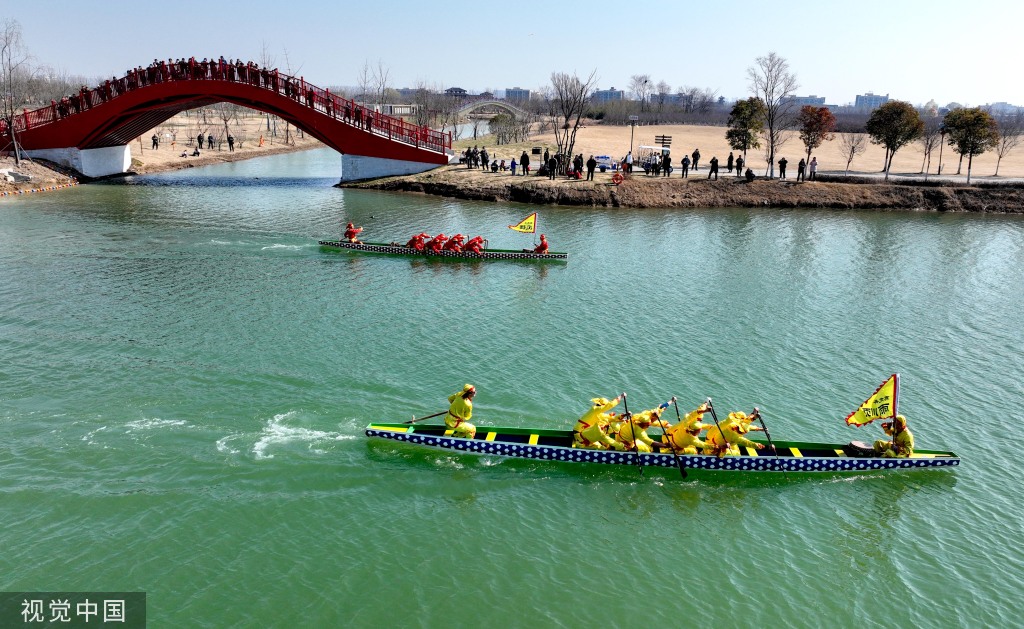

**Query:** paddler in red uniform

left=405, top=232, right=429, bottom=250
left=425, top=233, right=447, bottom=252
left=445, top=384, right=477, bottom=439
left=343, top=222, right=363, bottom=243
left=443, top=234, right=466, bottom=252
left=464, top=236, right=485, bottom=254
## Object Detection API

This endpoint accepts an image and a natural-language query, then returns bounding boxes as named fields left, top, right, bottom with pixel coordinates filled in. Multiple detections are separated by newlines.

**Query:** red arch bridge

left=0, top=59, right=454, bottom=180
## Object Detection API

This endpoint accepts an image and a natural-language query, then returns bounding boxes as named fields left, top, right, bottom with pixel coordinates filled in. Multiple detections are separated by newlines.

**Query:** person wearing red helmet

left=425, top=233, right=448, bottom=253
left=405, top=232, right=429, bottom=250
left=443, top=234, right=466, bottom=252
left=532, top=234, right=549, bottom=254
left=343, top=222, right=364, bottom=243
left=464, top=236, right=485, bottom=254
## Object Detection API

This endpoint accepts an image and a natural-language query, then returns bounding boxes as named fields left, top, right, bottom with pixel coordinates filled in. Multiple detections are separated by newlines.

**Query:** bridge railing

left=3, top=58, right=451, bottom=155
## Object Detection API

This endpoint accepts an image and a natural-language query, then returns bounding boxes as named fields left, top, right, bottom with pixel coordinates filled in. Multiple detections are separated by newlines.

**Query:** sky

left=12, top=0, right=1023, bottom=108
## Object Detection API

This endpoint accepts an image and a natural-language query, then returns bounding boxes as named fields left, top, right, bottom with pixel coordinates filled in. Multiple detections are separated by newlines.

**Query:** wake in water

left=215, top=411, right=355, bottom=459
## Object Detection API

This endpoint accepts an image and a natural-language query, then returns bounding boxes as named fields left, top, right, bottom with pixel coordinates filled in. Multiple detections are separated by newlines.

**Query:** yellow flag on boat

left=508, top=212, right=537, bottom=233
left=845, top=374, right=900, bottom=426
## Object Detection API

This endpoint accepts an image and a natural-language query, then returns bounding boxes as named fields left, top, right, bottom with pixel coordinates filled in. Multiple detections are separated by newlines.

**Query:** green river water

left=1, top=148, right=1023, bottom=628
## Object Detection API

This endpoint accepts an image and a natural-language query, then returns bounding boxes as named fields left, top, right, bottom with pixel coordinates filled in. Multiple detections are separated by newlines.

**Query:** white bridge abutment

left=24, top=145, right=132, bottom=179
left=339, top=153, right=452, bottom=182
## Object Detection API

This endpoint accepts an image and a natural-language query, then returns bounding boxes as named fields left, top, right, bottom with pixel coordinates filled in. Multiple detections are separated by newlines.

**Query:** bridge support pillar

left=340, top=153, right=442, bottom=182
left=23, top=145, right=131, bottom=179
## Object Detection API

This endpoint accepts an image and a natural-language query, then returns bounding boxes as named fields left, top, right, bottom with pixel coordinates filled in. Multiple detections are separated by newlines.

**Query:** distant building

left=854, top=92, right=889, bottom=111
left=592, top=87, right=624, bottom=103
left=445, top=87, right=468, bottom=98
left=478, top=91, right=494, bottom=100
left=985, top=101, right=1023, bottom=115
left=505, top=87, right=530, bottom=103
left=785, top=95, right=827, bottom=107
left=395, top=87, right=420, bottom=101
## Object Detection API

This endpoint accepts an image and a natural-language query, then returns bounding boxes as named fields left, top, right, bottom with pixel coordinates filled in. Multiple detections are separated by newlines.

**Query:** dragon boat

left=318, top=240, right=568, bottom=261
left=364, top=423, right=960, bottom=474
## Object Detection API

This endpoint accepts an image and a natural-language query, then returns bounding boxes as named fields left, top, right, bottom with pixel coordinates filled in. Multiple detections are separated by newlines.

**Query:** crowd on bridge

left=6, top=57, right=449, bottom=155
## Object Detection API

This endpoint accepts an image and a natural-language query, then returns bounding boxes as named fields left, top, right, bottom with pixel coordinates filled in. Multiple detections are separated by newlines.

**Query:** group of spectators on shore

left=457, top=143, right=822, bottom=184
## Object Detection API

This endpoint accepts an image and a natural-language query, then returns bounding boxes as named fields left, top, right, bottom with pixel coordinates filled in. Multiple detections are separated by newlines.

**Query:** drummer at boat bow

left=874, top=415, right=914, bottom=458
left=445, top=384, right=477, bottom=439
left=703, top=410, right=766, bottom=456
left=572, top=395, right=626, bottom=450
left=343, top=222, right=363, bottom=243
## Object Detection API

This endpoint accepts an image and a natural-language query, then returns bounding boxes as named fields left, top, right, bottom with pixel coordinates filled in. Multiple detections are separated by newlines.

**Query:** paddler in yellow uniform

left=572, top=395, right=625, bottom=450
left=663, top=402, right=711, bottom=454
left=445, top=384, right=477, bottom=439
left=703, top=410, right=766, bottom=456
left=616, top=404, right=669, bottom=453
left=874, top=415, right=914, bottom=458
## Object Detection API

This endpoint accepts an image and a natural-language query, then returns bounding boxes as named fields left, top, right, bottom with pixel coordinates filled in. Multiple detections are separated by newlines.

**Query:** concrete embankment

left=340, top=165, right=1024, bottom=213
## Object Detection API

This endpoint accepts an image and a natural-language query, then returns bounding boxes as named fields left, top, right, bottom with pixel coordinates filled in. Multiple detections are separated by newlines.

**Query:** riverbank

left=340, top=164, right=1024, bottom=213
left=340, top=120, right=1024, bottom=212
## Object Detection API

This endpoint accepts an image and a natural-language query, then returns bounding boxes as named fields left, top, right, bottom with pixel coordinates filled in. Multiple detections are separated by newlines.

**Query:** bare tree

left=628, top=74, right=651, bottom=111
left=212, top=102, right=243, bottom=147
left=838, top=132, right=866, bottom=174
left=919, top=119, right=942, bottom=174
left=550, top=70, right=598, bottom=174
left=747, top=51, right=799, bottom=178
left=0, top=18, right=34, bottom=165
left=654, top=80, right=671, bottom=113
left=994, top=112, right=1024, bottom=176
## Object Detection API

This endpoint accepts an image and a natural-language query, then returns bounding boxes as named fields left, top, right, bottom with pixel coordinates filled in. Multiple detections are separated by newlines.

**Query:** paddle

left=621, top=392, right=643, bottom=477
left=663, top=397, right=688, bottom=479
left=405, top=410, right=447, bottom=425
left=705, top=398, right=728, bottom=457
left=752, top=407, right=787, bottom=478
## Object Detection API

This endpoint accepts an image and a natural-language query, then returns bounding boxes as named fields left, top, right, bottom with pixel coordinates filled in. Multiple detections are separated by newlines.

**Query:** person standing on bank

left=809, top=157, right=818, bottom=180
left=778, top=156, right=788, bottom=179
left=735, top=155, right=744, bottom=178
left=797, top=158, right=806, bottom=181
left=548, top=155, right=558, bottom=180
left=586, top=155, right=597, bottom=181
left=662, top=152, right=672, bottom=177
left=691, top=148, right=701, bottom=171
left=680, top=155, right=690, bottom=178
left=520, top=150, right=530, bottom=176
left=707, top=156, right=719, bottom=180
left=727, top=152, right=735, bottom=173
